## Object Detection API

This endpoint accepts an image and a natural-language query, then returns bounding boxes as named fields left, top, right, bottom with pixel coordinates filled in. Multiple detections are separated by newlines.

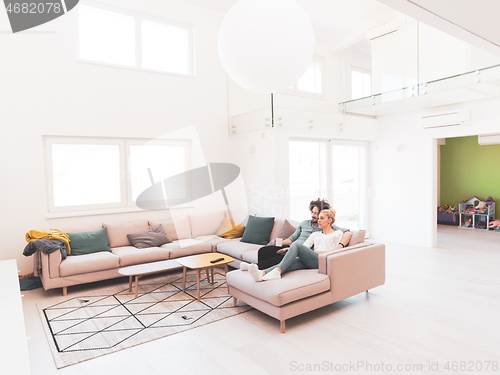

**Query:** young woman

left=248, top=208, right=342, bottom=282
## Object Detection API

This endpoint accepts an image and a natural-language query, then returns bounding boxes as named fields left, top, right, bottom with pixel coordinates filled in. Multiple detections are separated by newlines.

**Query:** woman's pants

left=264, top=242, right=319, bottom=275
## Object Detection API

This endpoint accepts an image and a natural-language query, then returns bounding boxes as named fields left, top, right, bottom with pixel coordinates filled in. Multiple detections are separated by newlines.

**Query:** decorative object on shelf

left=459, top=196, right=495, bottom=230
left=218, top=0, right=315, bottom=93
left=437, top=205, right=458, bottom=225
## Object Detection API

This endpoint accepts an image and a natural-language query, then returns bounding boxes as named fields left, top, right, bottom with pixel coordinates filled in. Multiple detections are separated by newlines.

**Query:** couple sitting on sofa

left=241, top=198, right=352, bottom=282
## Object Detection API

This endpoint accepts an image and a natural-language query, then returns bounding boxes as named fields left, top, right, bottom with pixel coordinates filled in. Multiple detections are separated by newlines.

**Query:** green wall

left=440, top=136, right=500, bottom=218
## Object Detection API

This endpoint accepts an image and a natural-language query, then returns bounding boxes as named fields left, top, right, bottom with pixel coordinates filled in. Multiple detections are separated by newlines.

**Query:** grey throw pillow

left=347, top=230, right=366, bottom=247
left=267, top=219, right=296, bottom=245
left=241, top=216, right=275, bottom=245
left=127, top=224, right=172, bottom=249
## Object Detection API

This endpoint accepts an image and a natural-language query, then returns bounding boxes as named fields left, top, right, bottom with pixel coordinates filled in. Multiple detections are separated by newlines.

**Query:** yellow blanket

left=26, top=229, right=71, bottom=254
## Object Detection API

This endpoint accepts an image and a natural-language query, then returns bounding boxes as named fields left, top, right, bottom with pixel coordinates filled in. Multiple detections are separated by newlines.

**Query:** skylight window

left=77, top=2, right=195, bottom=76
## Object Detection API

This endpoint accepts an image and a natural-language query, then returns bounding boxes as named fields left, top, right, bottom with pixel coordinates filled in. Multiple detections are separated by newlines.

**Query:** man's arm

left=286, top=224, right=302, bottom=244
left=269, top=223, right=301, bottom=246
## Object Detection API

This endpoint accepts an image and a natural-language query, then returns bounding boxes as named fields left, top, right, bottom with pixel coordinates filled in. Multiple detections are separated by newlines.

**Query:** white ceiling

left=376, top=0, right=500, bottom=56
left=409, top=0, right=500, bottom=47
left=182, top=0, right=403, bottom=53
left=182, top=0, right=500, bottom=57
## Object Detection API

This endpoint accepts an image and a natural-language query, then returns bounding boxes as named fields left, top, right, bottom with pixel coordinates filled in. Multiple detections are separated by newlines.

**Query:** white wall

left=0, top=0, right=231, bottom=274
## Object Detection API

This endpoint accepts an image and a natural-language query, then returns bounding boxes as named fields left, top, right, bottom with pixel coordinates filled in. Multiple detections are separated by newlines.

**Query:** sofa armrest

left=319, top=243, right=385, bottom=302
left=318, top=242, right=373, bottom=273
left=40, top=250, right=62, bottom=279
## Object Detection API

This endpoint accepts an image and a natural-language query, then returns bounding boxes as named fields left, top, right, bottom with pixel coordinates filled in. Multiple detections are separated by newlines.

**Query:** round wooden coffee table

left=176, top=253, right=234, bottom=301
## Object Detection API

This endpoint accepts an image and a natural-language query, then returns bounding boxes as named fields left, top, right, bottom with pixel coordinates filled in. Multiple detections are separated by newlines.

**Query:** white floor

left=20, top=225, right=500, bottom=375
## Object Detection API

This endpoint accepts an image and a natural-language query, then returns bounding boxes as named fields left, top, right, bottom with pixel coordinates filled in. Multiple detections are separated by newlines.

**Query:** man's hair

left=309, top=198, right=330, bottom=212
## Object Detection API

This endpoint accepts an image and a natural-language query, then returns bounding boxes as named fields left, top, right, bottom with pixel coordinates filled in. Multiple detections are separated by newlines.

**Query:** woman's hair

left=309, top=198, right=330, bottom=212
left=320, top=208, right=336, bottom=225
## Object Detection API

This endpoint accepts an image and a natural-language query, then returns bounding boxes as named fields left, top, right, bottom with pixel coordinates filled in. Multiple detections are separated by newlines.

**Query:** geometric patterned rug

left=37, top=268, right=251, bottom=368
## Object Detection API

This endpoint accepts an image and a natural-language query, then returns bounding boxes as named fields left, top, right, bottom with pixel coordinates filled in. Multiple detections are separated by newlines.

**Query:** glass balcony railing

left=339, top=63, right=500, bottom=116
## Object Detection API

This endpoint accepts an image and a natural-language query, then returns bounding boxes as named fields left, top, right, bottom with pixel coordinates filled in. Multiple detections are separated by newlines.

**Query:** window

left=45, top=137, right=190, bottom=216
left=78, top=5, right=136, bottom=67
left=287, top=57, right=324, bottom=96
left=289, top=139, right=367, bottom=231
left=351, top=68, right=371, bottom=100
left=289, top=141, right=328, bottom=219
left=78, top=1, right=195, bottom=76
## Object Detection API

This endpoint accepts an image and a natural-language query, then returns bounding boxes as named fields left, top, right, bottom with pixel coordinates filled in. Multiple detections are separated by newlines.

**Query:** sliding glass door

left=289, top=139, right=367, bottom=231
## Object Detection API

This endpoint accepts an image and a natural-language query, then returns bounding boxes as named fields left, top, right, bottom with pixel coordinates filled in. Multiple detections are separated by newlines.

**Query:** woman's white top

left=302, top=231, right=342, bottom=253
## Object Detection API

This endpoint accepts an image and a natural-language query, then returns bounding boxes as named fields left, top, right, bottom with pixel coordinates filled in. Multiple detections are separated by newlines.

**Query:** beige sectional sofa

left=39, top=211, right=385, bottom=333
left=40, top=211, right=287, bottom=295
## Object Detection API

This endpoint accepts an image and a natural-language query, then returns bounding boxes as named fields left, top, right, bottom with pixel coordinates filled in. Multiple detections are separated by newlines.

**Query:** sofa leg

left=280, top=320, right=285, bottom=334
left=233, top=297, right=237, bottom=307
left=62, top=287, right=67, bottom=296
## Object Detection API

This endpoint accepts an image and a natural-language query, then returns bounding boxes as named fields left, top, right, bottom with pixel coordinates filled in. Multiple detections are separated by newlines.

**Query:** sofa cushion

left=267, top=219, right=296, bottom=245
left=348, top=230, right=365, bottom=246
left=226, top=269, right=330, bottom=307
left=127, top=224, right=172, bottom=249
left=215, top=217, right=245, bottom=239
left=67, top=227, right=111, bottom=256
left=162, top=239, right=212, bottom=258
left=189, top=211, right=226, bottom=237
left=194, top=235, right=232, bottom=251
left=103, top=220, right=149, bottom=248
left=268, top=219, right=284, bottom=243
left=216, top=239, right=260, bottom=260
left=240, top=216, right=275, bottom=245
left=149, top=216, right=191, bottom=241
left=241, top=249, right=258, bottom=264
left=60, top=252, right=120, bottom=277
left=112, top=246, right=170, bottom=267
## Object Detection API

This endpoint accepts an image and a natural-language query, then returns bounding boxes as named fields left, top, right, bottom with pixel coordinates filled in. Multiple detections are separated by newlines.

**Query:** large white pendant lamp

left=218, top=0, right=315, bottom=94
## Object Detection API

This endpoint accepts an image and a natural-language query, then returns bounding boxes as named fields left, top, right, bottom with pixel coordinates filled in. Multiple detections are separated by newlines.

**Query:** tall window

left=351, top=68, right=372, bottom=100
left=78, top=1, right=195, bottom=76
left=289, top=139, right=367, bottom=231
left=287, top=57, right=324, bottom=96
left=45, top=137, right=190, bottom=215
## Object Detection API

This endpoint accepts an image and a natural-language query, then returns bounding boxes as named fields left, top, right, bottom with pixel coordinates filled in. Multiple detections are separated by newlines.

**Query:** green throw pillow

left=67, top=227, right=111, bottom=256
left=240, top=216, right=275, bottom=245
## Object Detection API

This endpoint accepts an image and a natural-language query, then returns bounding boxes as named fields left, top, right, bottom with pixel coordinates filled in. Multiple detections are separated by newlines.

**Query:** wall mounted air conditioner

left=421, top=110, right=471, bottom=129
left=366, top=17, right=406, bottom=41
left=478, top=134, right=500, bottom=145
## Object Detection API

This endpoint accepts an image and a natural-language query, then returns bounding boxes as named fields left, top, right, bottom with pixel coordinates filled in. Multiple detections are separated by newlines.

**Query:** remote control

left=210, top=257, right=224, bottom=263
